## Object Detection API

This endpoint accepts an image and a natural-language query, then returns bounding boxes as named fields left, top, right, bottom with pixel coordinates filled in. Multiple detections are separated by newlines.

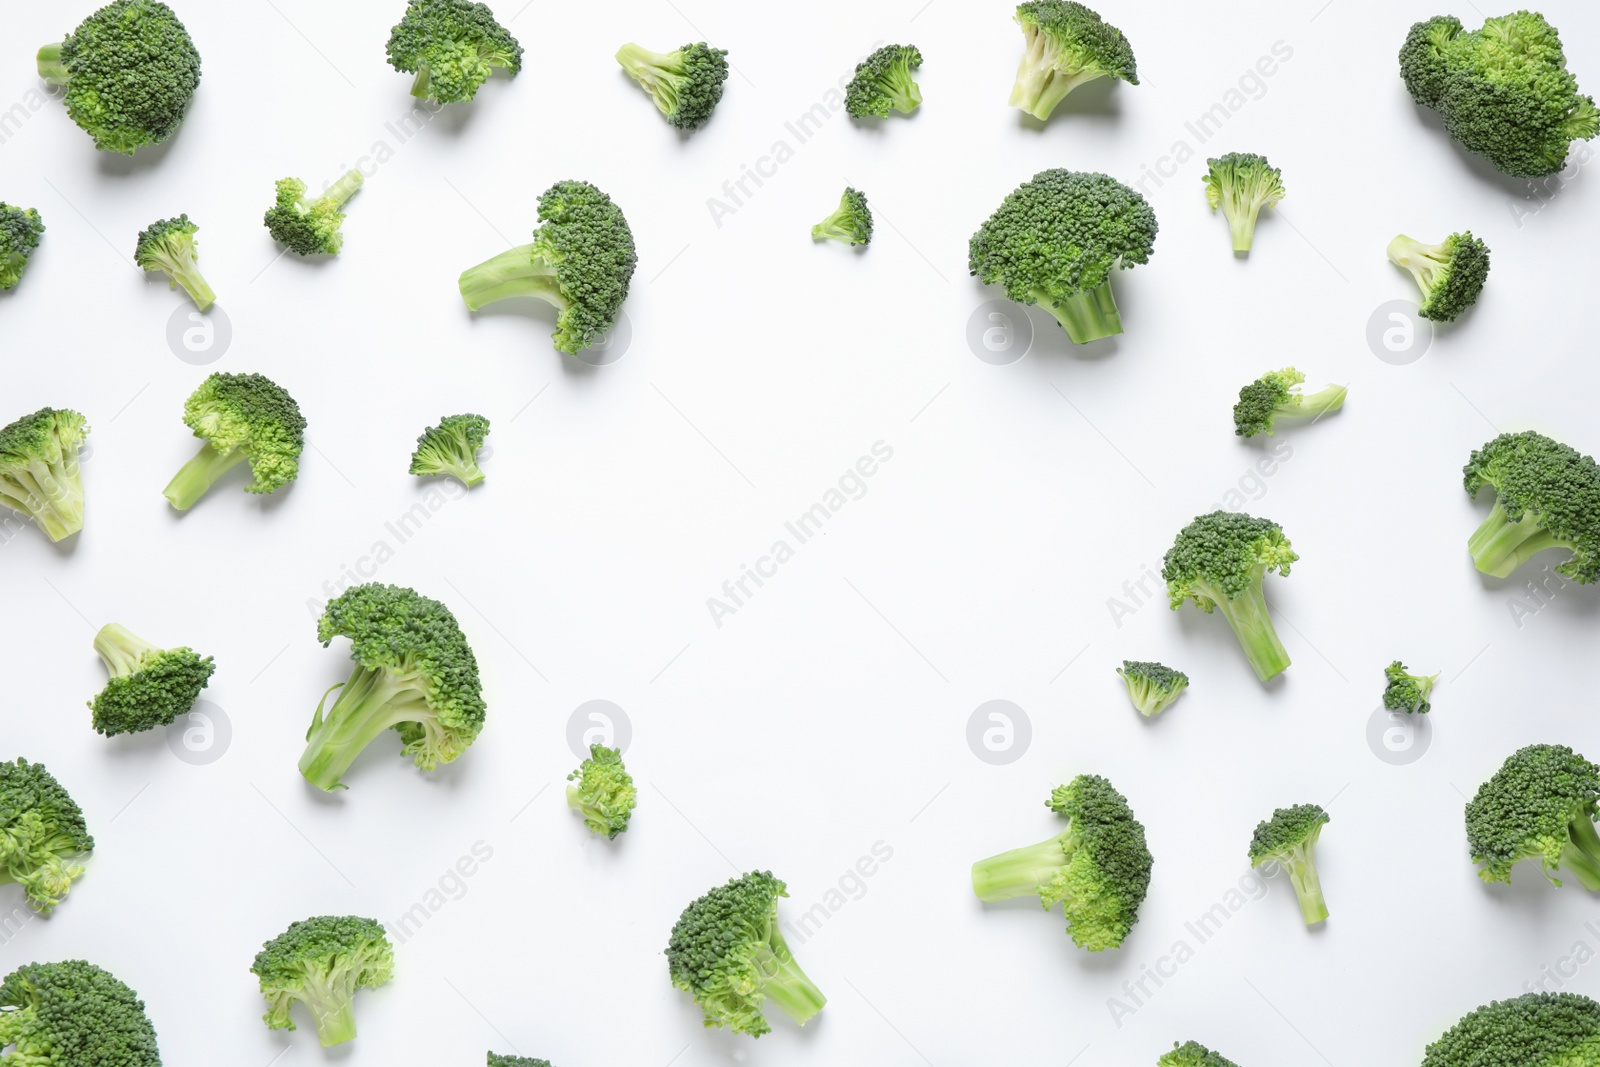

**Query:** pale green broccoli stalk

left=134, top=214, right=213, bottom=311
left=845, top=44, right=923, bottom=118
left=615, top=41, right=730, bottom=130
left=1383, top=660, right=1437, bottom=714
left=0, top=204, right=45, bottom=291
left=0, top=960, right=161, bottom=1065
left=811, top=187, right=873, bottom=246
left=1202, top=152, right=1284, bottom=253
left=1009, top=1, right=1137, bottom=121
left=0, top=759, right=94, bottom=915
left=162, top=372, right=306, bottom=510
left=1116, top=661, right=1189, bottom=716
left=1466, top=743, right=1600, bottom=889
left=0, top=407, right=89, bottom=542
left=567, top=743, right=636, bottom=839
left=1160, top=1042, right=1242, bottom=1067
left=1464, top=431, right=1600, bottom=584
left=1387, top=232, right=1490, bottom=322
left=1423, top=993, right=1600, bottom=1067
left=1232, top=368, right=1347, bottom=438
left=409, top=413, right=489, bottom=487
left=1163, top=511, right=1298, bottom=681
left=264, top=170, right=365, bottom=256
left=386, top=0, right=522, bottom=103
left=87, top=623, right=215, bottom=737
left=1249, top=803, right=1330, bottom=925
left=252, top=915, right=393, bottom=1047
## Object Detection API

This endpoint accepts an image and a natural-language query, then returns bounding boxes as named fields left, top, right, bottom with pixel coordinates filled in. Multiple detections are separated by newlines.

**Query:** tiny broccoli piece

left=1232, top=367, right=1347, bottom=438
left=1163, top=511, right=1297, bottom=681
left=37, top=0, right=201, bottom=155
left=134, top=214, right=213, bottom=311
left=0, top=759, right=94, bottom=915
left=0, top=960, right=160, bottom=1065
left=409, top=413, right=489, bottom=487
left=615, top=41, right=730, bottom=130
left=1249, top=803, right=1330, bottom=925
left=264, top=171, right=365, bottom=256
left=252, top=915, right=393, bottom=1047
left=846, top=44, right=923, bottom=118
left=1160, top=1041, right=1243, bottom=1067
left=1009, top=0, right=1137, bottom=121
left=459, top=179, right=638, bottom=354
left=1466, top=743, right=1600, bottom=889
left=87, top=623, right=215, bottom=737
left=567, top=743, right=636, bottom=839
left=489, top=1056, right=552, bottom=1067
left=1116, top=661, right=1189, bottom=717
left=1423, top=992, right=1600, bottom=1067
left=386, top=0, right=522, bottom=103
left=811, top=187, right=873, bottom=246
left=666, top=871, right=826, bottom=1037
left=1463, top=431, right=1600, bottom=584
left=0, top=204, right=45, bottom=291
left=162, top=372, right=306, bottom=510
left=1383, top=660, right=1437, bottom=714
left=971, top=774, right=1154, bottom=951
left=1202, top=152, right=1284, bottom=254
left=1387, top=231, right=1490, bottom=322
left=0, top=407, right=89, bottom=542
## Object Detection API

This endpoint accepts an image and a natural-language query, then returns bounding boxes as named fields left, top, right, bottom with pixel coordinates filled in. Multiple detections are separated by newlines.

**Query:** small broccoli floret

left=567, top=743, right=636, bottom=839
left=264, top=171, right=365, bottom=256
left=0, top=407, right=88, bottom=542
left=162, top=372, right=306, bottom=510
left=1116, top=661, right=1189, bottom=717
left=666, top=871, right=826, bottom=1037
left=1202, top=152, right=1284, bottom=254
left=1232, top=368, right=1347, bottom=438
left=1163, top=511, right=1297, bottom=681
left=0, top=759, right=94, bottom=915
left=811, top=187, right=873, bottom=246
left=459, top=179, right=638, bottom=354
left=37, top=0, right=201, bottom=155
left=134, top=214, right=213, bottom=311
left=0, top=204, right=45, bottom=291
left=1160, top=1041, right=1243, bottom=1067
left=0, top=960, right=160, bottom=1065
left=1387, top=232, right=1490, bottom=322
left=409, top=413, right=489, bottom=487
left=252, top=915, right=393, bottom=1047
left=1249, top=803, right=1330, bottom=925
left=87, top=623, right=214, bottom=737
left=845, top=44, right=923, bottom=118
left=615, top=41, right=730, bottom=130
left=489, top=1056, right=552, bottom=1067
left=386, top=0, right=522, bottom=103
left=969, top=168, right=1157, bottom=344
left=1463, top=431, right=1600, bottom=584
left=971, top=774, right=1154, bottom=951
left=1009, top=1, right=1137, bottom=121
left=1466, top=743, right=1600, bottom=889
left=1383, top=660, right=1438, bottom=714
left=1423, top=992, right=1600, bottom=1067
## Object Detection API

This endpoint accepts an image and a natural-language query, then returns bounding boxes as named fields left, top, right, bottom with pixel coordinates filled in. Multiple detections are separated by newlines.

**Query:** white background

left=3, top=0, right=1600, bottom=1064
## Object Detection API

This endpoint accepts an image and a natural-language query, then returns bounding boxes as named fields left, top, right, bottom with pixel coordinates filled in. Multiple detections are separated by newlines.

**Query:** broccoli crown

left=845, top=44, right=923, bottom=118
left=1231, top=367, right=1347, bottom=438
left=489, top=1056, right=553, bottom=1067
left=811, top=187, right=873, bottom=246
left=567, top=743, right=637, bottom=839
left=1248, top=804, right=1329, bottom=865
left=134, top=214, right=213, bottom=311
left=1423, top=992, right=1600, bottom=1067
left=88, top=623, right=215, bottom=737
left=1117, top=660, right=1189, bottom=716
left=252, top=915, right=394, bottom=1047
left=42, top=0, right=201, bottom=155
left=385, top=0, right=522, bottom=103
left=1399, top=12, right=1598, bottom=178
left=1160, top=1041, right=1243, bottom=1067
left=409, top=413, right=490, bottom=487
left=1010, top=1, right=1136, bottom=120
left=615, top=42, right=730, bottom=130
left=1382, top=660, right=1437, bottom=714
left=1464, top=431, right=1600, bottom=584
left=1466, top=743, right=1600, bottom=887
left=264, top=171, right=365, bottom=256
left=181, top=372, right=306, bottom=494
left=0, top=407, right=90, bottom=542
left=0, top=959, right=160, bottom=1066
left=0, top=758, right=94, bottom=915
left=1163, top=511, right=1297, bottom=608
left=0, top=203, right=45, bottom=291
left=1387, top=232, right=1490, bottom=323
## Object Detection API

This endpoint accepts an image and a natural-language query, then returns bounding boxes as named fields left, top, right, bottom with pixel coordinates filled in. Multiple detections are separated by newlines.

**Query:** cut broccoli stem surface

left=755, top=930, right=827, bottom=1026
left=458, top=245, right=567, bottom=312
left=299, top=668, right=432, bottom=791
left=163, top=442, right=247, bottom=511
left=971, top=834, right=1067, bottom=901
left=1204, top=579, right=1290, bottom=681
left=36, top=43, right=68, bottom=84
left=1037, top=281, right=1122, bottom=343
left=1468, top=502, right=1564, bottom=578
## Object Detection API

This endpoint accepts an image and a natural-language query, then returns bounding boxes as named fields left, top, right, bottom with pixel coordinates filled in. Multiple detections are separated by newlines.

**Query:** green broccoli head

left=1249, top=803, right=1330, bottom=925
left=1202, top=152, right=1285, bottom=253
left=459, top=179, right=638, bottom=354
left=1386, top=231, right=1490, bottom=323
left=489, top=1056, right=553, bottom=1067
left=615, top=41, right=730, bottom=130
left=1116, top=660, right=1189, bottom=717
left=1463, top=431, right=1600, bottom=584
left=1163, top=511, right=1297, bottom=681
left=1382, top=660, right=1438, bottom=714
left=386, top=0, right=522, bottom=103
left=811, top=187, right=873, bottom=246
left=264, top=170, right=365, bottom=256
left=1010, top=1, right=1137, bottom=121
left=252, top=915, right=394, bottom=1047
left=968, top=168, right=1157, bottom=344
left=845, top=44, right=923, bottom=118
left=0, top=759, right=94, bottom=915
left=1232, top=367, right=1348, bottom=438
left=666, top=871, right=827, bottom=1037
left=1160, top=1041, right=1243, bottom=1067
left=37, top=0, right=201, bottom=155
left=1423, top=992, right=1600, bottom=1067
left=87, top=623, right=215, bottom=737
left=1466, top=743, right=1600, bottom=889
left=1400, top=12, right=1598, bottom=178
left=971, top=774, right=1154, bottom=951
left=567, top=743, right=636, bottom=839
left=162, top=372, right=306, bottom=510
left=0, top=407, right=89, bottom=543
left=409, top=413, right=490, bottom=487
left=0, top=203, right=45, bottom=291
left=0, top=960, right=160, bottom=1065
left=134, top=214, right=214, bottom=311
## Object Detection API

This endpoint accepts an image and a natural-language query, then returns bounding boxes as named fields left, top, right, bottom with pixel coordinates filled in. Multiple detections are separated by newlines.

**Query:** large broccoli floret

left=409, top=413, right=489, bottom=487
left=1232, top=368, right=1347, bottom=438
left=134, top=214, right=213, bottom=311
left=1400, top=12, right=1598, bottom=178
left=1009, top=1, right=1137, bottom=121
left=1163, top=511, right=1297, bottom=681
left=1463, top=431, right=1600, bottom=584
left=811, top=187, right=873, bottom=246
left=969, top=168, right=1157, bottom=344
left=386, top=0, right=522, bottom=103
left=252, top=915, right=394, bottom=1047
left=567, top=743, right=636, bottom=839
left=845, top=44, right=923, bottom=118
left=1116, top=660, right=1189, bottom=717
left=0, top=960, right=160, bottom=1065
left=971, top=774, right=1154, bottom=951
left=1160, top=1041, right=1243, bottom=1067
left=0, top=759, right=94, bottom=915
left=1249, top=803, right=1330, bottom=925
left=0, top=204, right=45, bottom=291
left=1423, top=992, right=1600, bottom=1067
left=37, top=0, right=201, bottom=155
left=615, top=41, right=729, bottom=130
left=300, top=582, right=486, bottom=790
left=0, top=407, right=89, bottom=543
left=1387, top=231, right=1490, bottom=323
left=459, top=179, right=638, bottom=354
left=666, top=870, right=826, bottom=1037
left=264, top=171, right=365, bottom=256
left=1202, top=152, right=1284, bottom=254
left=162, top=372, right=306, bottom=511
left=1383, top=660, right=1438, bottom=714
left=1466, top=743, right=1600, bottom=889
left=87, top=623, right=215, bottom=737
left=489, top=1056, right=552, bottom=1067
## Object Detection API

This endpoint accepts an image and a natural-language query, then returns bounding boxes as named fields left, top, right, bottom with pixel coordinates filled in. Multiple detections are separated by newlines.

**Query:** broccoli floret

left=162, top=372, right=306, bottom=511
left=1202, top=152, right=1284, bottom=254
left=811, top=187, right=873, bottom=246
left=971, top=774, right=1154, bottom=951
left=409, top=413, right=489, bottom=487
left=1232, top=368, right=1347, bottom=438
left=615, top=42, right=730, bottom=130
left=1249, top=803, right=1330, bottom=925
left=87, top=623, right=215, bottom=737
left=0, top=407, right=89, bottom=543
left=1465, top=743, right=1600, bottom=889
left=845, top=44, right=923, bottom=118
left=459, top=179, right=638, bottom=354
left=300, top=582, right=486, bottom=790
left=0, top=960, right=160, bottom=1065
left=134, top=214, right=213, bottom=311
left=37, top=0, right=201, bottom=155
left=1009, top=1, right=1137, bottom=121
left=1383, top=660, right=1438, bottom=714
left=0, top=204, right=45, bottom=291
left=1400, top=12, right=1598, bottom=178
left=567, top=743, right=636, bottom=839
left=252, top=915, right=393, bottom=1047
left=1160, top=1041, right=1242, bottom=1067
left=0, top=759, right=94, bottom=915
left=666, top=870, right=826, bottom=1037
left=1163, top=511, right=1297, bottom=681
left=1116, top=661, right=1189, bottom=717
left=1423, top=992, right=1600, bottom=1067
left=1387, top=231, right=1490, bottom=322
left=489, top=1056, right=552, bottom=1067
left=386, top=0, right=522, bottom=103
left=969, top=168, right=1157, bottom=344
left=264, top=171, right=365, bottom=256
left=1463, top=431, right=1600, bottom=583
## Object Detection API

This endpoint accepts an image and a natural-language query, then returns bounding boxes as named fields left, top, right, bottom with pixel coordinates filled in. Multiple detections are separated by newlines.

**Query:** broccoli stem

left=1468, top=502, right=1562, bottom=578
left=458, top=245, right=568, bottom=312
left=168, top=262, right=215, bottom=312
left=1210, top=580, right=1291, bottom=681
left=1229, top=206, right=1264, bottom=254
left=409, top=66, right=433, bottom=99
left=615, top=44, right=676, bottom=103
left=324, top=170, right=365, bottom=209
left=93, top=624, right=158, bottom=677
left=1036, top=282, right=1123, bottom=344
left=971, top=833, right=1067, bottom=901
left=298, top=666, right=431, bottom=791
left=309, top=997, right=359, bottom=1047
left=756, top=929, right=827, bottom=1026
left=36, top=44, right=68, bottom=85
left=1009, top=30, right=1102, bottom=120
left=1280, top=848, right=1328, bottom=925
left=1289, top=385, right=1348, bottom=422
left=0, top=457, right=83, bottom=540
left=1563, top=815, right=1600, bottom=891
left=162, top=442, right=247, bottom=511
